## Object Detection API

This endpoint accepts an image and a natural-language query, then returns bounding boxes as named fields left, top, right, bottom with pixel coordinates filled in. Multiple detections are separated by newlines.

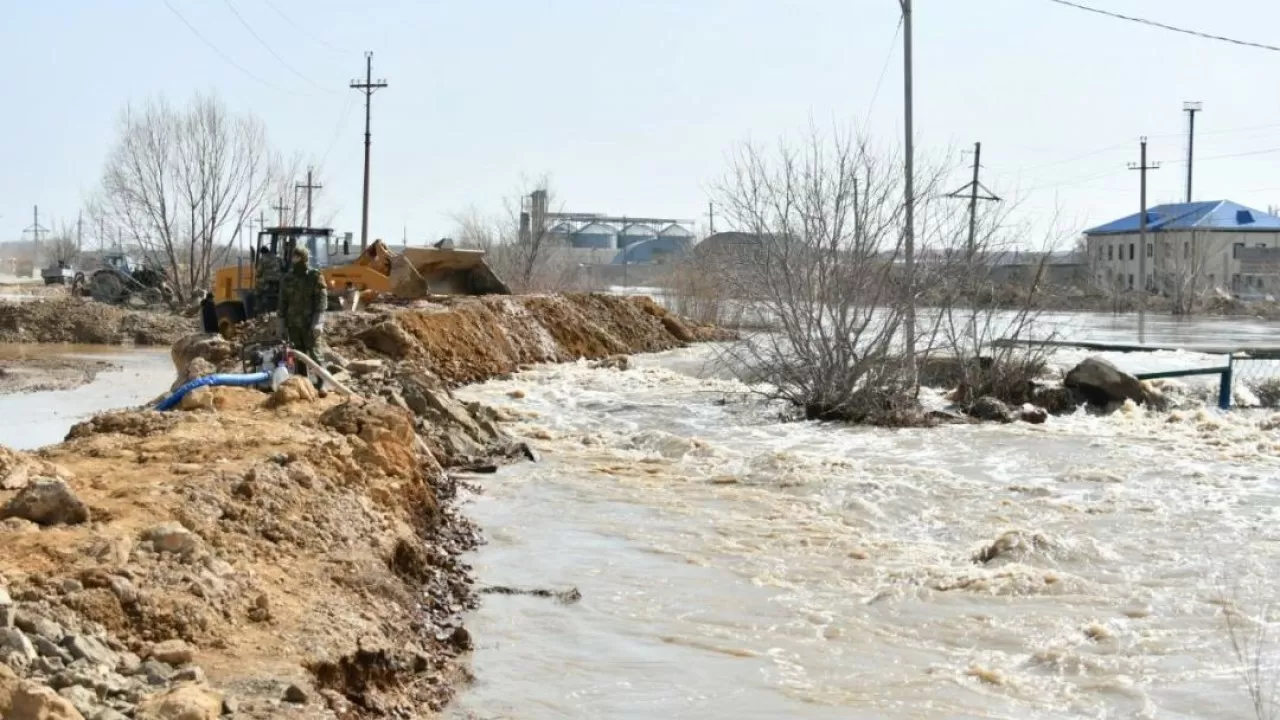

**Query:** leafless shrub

left=44, top=221, right=82, bottom=266
left=90, top=93, right=281, bottom=303
left=1219, top=580, right=1280, bottom=720
left=919, top=201, right=1065, bottom=408
left=709, top=128, right=947, bottom=423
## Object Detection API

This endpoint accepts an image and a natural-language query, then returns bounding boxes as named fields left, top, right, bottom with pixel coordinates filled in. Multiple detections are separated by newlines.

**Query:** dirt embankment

left=0, top=293, right=724, bottom=719
left=0, top=357, right=118, bottom=395
left=0, top=298, right=197, bottom=347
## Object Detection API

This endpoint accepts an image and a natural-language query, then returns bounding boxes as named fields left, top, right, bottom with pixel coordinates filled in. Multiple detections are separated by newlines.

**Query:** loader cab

left=256, top=227, right=336, bottom=270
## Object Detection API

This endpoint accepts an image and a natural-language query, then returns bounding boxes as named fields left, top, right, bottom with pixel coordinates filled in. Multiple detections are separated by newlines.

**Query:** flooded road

left=0, top=346, right=172, bottom=449
left=452, top=314, right=1280, bottom=719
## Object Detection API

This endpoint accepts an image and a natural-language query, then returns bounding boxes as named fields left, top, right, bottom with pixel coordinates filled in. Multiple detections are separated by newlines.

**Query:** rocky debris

left=142, top=523, right=201, bottom=557
left=264, top=376, right=317, bottom=409
left=135, top=684, right=222, bottom=720
left=0, top=447, right=62, bottom=492
left=64, top=636, right=117, bottom=668
left=2, top=478, right=90, bottom=526
left=589, top=354, right=630, bottom=371
left=1064, top=356, right=1161, bottom=408
left=974, top=530, right=1055, bottom=565
left=347, top=358, right=385, bottom=376
left=1031, top=381, right=1079, bottom=415
left=10, top=682, right=85, bottom=719
left=65, top=411, right=178, bottom=441
left=169, top=334, right=234, bottom=378
left=965, top=396, right=1014, bottom=423
left=0, top=298, right=196, bottom=347
left=148, top=640, right=194, bottom=666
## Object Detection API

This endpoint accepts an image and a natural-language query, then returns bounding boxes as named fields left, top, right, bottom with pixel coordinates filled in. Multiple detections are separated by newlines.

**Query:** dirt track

left=0, top=293, right=723, bottom=719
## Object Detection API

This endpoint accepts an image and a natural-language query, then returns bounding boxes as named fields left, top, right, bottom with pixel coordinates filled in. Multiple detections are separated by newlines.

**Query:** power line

left=318, top=93, right=356, bottom=169
left=220, top=0, right=332, bottom=92
left=1045, top=0, right=1280, bottom=53
left=160, top=0, right=295, bottom=94
left=263, top=0, right=350, bottom=54
left=862, top=16, right=903, bottom=128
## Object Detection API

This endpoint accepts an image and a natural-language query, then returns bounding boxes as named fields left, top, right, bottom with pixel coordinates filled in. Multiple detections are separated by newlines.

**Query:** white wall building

left=1083, top=200, right=1280, bottom=296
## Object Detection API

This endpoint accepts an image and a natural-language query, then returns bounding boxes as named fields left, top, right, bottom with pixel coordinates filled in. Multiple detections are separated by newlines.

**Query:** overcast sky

left=3, top=0, right=1280, bottom=248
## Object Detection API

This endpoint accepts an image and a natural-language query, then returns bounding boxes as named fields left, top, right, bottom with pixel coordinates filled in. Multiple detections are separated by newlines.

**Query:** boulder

left=63, top=636, right=117, bottom=668
left=265, top=377, right=318, bottom=409
left=169, top=334, right=232, bottom=377
left=1019, top=404, right=1049, bottom=424
left=0, top=663, right=18, bottom=714
left=966, top=396, right=1014, bottom=423
left=143, top=523, right=201, bottom=557
left=589, top=355, right=630, bottom=371
left=9, top=683, right=86, bottom=720
left=148, top=640, right=194, bottom=666
left=357, top=321, right=419, bottom=360
left=135, top=684, right=223, bottom=720
left=1064, top=357, right=1152, bottom=407
left=170, top=358, right=217, bottom=392
left=56, top=686, right=100, bottom=718
left=0, top=628, right=36, bottom=660
left=1, top=479, right=90, bottom=526
left=347, top=358, right=385, bottom=376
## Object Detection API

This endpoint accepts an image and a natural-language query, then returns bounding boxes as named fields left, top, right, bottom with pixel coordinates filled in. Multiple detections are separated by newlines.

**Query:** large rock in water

left=170, top=333, right=233, bottom=377
left=1064, top=356, right=1151, bottom=407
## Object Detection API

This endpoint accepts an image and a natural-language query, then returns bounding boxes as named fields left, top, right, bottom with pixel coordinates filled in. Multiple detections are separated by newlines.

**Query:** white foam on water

left=452, top=343, right=1280, bottom=719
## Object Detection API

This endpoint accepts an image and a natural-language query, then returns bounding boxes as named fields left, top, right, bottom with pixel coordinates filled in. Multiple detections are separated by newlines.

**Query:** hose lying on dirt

left=155, top=372, right=271, bottom=411
left=289, top=350, right=355, bottom=397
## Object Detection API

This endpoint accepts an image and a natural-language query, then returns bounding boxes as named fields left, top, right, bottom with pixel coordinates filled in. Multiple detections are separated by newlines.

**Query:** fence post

left=1219, top=355, right=1234, bottom=410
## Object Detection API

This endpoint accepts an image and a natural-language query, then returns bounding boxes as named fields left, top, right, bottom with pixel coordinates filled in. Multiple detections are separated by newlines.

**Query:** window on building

left=1146, top=243, right=1152, bottom=258
left=1184, top=242, right=1190, bottom=259
left=1233, top=274, right=1242, bottom=291
left=1108, top=245, right=1113, bottom=261
left=1129, top=243, right=1135, bottom=260
left=1234, top=243, right=1245, bottom=258
left=1128, top=274, right=1134, bottom=290
left=1259, top=243, right=1267, bottom=249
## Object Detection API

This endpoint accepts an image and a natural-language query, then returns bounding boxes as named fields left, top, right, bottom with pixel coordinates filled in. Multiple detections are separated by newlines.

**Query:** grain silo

left=572, top=222, right=617, bottom=249
left=618, top=223, right=658, bottom=249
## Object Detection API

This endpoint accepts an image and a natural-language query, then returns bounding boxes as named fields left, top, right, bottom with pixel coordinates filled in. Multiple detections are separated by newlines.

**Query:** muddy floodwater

left=451, top=313, right=1280, bottom=720
left=0, top=346, right=173, bottom=449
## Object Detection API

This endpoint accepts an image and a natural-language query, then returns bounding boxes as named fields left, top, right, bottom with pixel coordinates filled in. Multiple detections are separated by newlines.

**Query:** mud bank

left=0, top=298, right=196, bottom=346
left=0, top=293, right=722, bottom=719
left=0, top=356, right=118, bottom=395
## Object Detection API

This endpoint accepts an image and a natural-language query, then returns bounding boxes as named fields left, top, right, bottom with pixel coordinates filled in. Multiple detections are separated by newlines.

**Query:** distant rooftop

left=1085, top=200, right=1280, bottom=235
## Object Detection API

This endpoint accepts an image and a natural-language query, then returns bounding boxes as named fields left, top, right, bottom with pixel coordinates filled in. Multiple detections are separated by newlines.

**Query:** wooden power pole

left=350, top=52, right=388, bottom=252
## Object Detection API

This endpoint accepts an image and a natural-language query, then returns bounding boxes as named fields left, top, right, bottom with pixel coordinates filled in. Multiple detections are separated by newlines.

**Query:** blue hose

left=155, top=372, right=272, bottom=411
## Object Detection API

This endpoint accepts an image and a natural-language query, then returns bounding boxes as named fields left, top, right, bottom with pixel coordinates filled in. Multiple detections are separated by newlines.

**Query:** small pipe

left=156, top=372, right=271, bottom=411
left=290, top=350, right=355, bottom=396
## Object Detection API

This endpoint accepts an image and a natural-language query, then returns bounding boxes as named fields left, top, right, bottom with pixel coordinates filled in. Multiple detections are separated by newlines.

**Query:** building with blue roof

left=1083, top=200, right=1280, bottom=296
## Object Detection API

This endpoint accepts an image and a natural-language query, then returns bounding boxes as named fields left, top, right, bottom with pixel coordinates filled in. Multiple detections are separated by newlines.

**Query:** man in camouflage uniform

left=277, top=245, right=328, bottom=376
left=255, top=245, right=282, bottom=314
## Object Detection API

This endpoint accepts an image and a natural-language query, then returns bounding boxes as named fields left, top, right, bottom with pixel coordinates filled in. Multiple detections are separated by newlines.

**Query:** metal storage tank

left=613, top=236, right=691, bottom=265
left=548, top=222, right=572, bottom=244
left=657, top=223, right=695, bottom=243
left=618, top=223, right=658, bottom=249
left=571, top=222, right=616, bottom=249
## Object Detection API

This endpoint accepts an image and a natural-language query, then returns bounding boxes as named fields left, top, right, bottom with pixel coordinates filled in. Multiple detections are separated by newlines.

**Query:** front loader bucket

left=388, top=253, right=430, bottom=298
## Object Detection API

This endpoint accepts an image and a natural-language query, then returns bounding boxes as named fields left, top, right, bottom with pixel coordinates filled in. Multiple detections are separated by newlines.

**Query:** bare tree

left=449, top=176, right=587, bottom=293
left=44, top=220, right=82, bottom=266
left=92, top=93, right=278, bottom=303
left=709, top=129, right=941, bottom=423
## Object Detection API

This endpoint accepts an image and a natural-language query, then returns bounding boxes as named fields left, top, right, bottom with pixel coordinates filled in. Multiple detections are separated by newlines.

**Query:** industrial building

left=520, top=190, right=697, bottom=265
left=1083, top=200, right=1280, bottom=296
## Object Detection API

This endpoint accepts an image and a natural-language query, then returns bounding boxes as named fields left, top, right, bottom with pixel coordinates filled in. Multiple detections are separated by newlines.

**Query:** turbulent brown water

left=451, top=314, right=1280, bottom=720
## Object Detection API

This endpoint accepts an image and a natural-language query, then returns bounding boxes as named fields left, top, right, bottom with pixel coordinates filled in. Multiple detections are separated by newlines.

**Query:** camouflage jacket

left=278, top=267, right=328, bottom=328
left=256, top=254, right=282, bottom=288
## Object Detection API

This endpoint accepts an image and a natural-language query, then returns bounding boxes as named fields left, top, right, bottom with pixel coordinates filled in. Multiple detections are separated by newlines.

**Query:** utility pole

left=1183, top=101, right=1202, bottom=203
left=22, top=205, right=49, bottom=265
left=945, top=142, right=1001, bottom=261
left=899, top=0, right=916, bottom=371
left=295, top=167, right=322, bottom=228
left=272, top=196, right=291, bottom=229
left=707, top=201, right=716, bottom=236
left=76, top=212, right=83, bottom=253
left=350, top=51, right=388, bottom=253
left=1129, top=137, right=1160, bottom=342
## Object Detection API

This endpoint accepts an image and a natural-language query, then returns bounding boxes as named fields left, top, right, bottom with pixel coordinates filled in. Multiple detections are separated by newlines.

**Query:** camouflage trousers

left=284, top=325, right=322, bottom=376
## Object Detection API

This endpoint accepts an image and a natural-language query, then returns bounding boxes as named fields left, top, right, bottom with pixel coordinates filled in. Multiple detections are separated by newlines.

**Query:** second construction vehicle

left=211, top=226, right=510, bottom=335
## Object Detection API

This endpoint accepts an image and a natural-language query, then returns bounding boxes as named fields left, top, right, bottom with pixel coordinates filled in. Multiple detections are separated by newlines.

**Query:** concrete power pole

left=272, top=197, right=291, bottom=229
left=1129, top=137, right=1160, bottom=342
left=945, top=141, right=1001, bottom=261
left=76, top=212, right=83, bottom=252
left=1183, top=101, right=1202, bottom=203
left=350, top=52, right=388, bottom=253
left=295, top=167, right=323, bottom=228
left=899, top=0, right=916, bottom=370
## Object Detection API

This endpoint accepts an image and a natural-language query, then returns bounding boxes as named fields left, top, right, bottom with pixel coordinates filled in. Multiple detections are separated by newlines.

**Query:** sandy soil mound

left=0, top=298, right=196, bottom=346
left=0, top=292, right=729, bottom=718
